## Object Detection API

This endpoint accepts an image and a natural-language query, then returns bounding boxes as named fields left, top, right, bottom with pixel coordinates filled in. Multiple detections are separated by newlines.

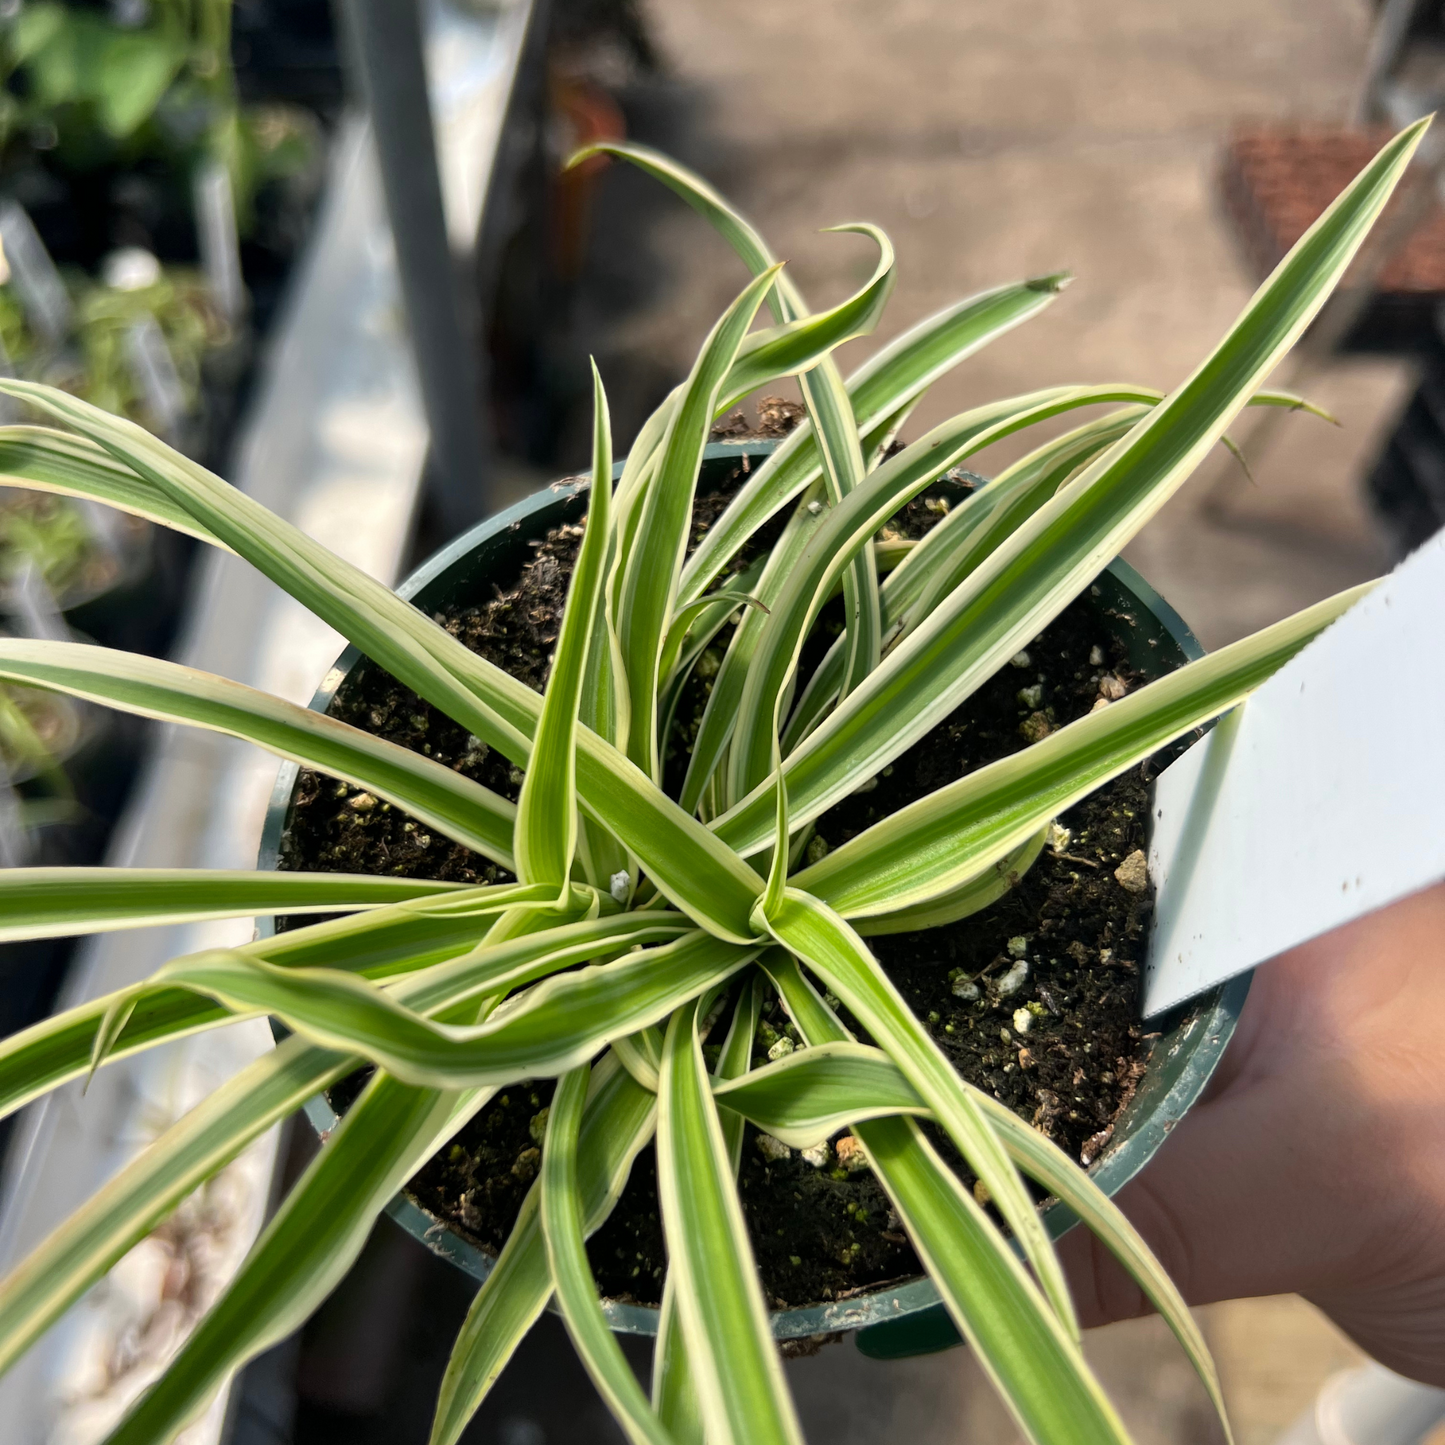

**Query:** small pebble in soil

left=1113, top=849, right=1149, bottom=894
left=1089, top=644, right=1105, bottom=665
left=1017, top=683, right=1044, bottom=709
left=528, top=1109, right=549, bottom=1145
left=995, top=958, right=1029, bottom=996
left=1099, top=673, right=1129, bottom=700
left=1019, top=711, right=1053, bottom=742
left=805, top=835, right=830, bottom=864
left=807, top=499, right=824, bottom=515
left=835, top=1136, right=868, bottom=1172
left=1006, top=936, right=1029, bottom=958
left=1012, top=1007, right=1034, bottom=1034
left=951, top=975, right=980, bottom=1000
left=756, top=1133, right=791, bottom=1162
left=609, top=870, right=630, bottom=902
left=1090, top=696, right=1112, bottom=713
left=1010, top=650, right=1031, bottom=668
left=768, top=1037, right=795, bottom=1060
left=1046, top=820, right=1072, bottom=852
left=800, top=1143, right=830, bottom=1169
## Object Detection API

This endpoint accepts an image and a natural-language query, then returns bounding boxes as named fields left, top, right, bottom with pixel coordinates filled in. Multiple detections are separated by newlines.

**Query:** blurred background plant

left=0, top=0, right=334, bottom=1052
left=0, top=0, right=321, bottom=260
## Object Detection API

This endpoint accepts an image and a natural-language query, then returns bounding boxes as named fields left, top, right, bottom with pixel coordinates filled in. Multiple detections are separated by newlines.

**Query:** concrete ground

left=579, top=0, right=1411, bottom=1439
left=594, top=0, right=1413, bottom=651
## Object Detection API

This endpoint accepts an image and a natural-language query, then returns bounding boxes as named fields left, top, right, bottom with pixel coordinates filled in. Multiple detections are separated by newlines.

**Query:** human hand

left=1059, top=880, right=1445, bottom=1385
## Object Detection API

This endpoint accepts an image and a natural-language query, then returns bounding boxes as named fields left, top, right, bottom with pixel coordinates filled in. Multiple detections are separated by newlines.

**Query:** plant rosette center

left=267, top=440, right=1236, bottom=1333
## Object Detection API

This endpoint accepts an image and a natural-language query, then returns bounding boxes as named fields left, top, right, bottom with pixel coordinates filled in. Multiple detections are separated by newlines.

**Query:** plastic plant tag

left=0, top=752, right=29, bottom=870
left=0, top=202, right=72, bottom=346
left=1144, top=527, right=1445, bottom=1017
left=8, top=562, right=68, bottom=645
left=124, top=314, right=187, bottom=440
left=193, top=160, right=245, bottom=326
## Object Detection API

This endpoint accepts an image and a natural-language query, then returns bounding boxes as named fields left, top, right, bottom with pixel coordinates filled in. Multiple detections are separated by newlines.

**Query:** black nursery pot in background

left=259, top=442, right=1250, bottom=1359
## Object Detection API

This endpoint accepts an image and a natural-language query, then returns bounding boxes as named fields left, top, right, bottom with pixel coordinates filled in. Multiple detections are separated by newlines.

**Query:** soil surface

left=278, top=437, right=1176, bottom=1313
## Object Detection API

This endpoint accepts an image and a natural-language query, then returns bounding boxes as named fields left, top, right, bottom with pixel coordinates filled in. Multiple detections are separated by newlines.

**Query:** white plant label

left=1144, top=527, right=1445, bottom=1017
left=124, top=313, right=187, bottom=440
left=0, top=201, right=72, bottom=345
left=193, top=160, right=245, bottom=325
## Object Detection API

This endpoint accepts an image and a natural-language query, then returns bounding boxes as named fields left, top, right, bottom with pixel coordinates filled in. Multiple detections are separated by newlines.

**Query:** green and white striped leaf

left=892, top=387, right=1333, bottom=658
left=516, top=363, right=614, bottom=888
left=617, top=265, right=782, bottom=779
left=716, top=223, right=895, bottom=411
left=715, top=119, right=1428, bottom=853
left=704, top=1021, right=1228, bottom=1438
left=387, top=909, right=689, bottom=1017
left=573, top=142, right=888, bottom=709
left=0, top=382, right=766, bottom=943
left=762, top=957, right=1133, bottom=1445
left=656, top=998, right=804, bottom=1445
left=715, top=969, right=765, bottom=1166
left=711, top=1040, right=927, bottom=1145
left=434, top=1190, right=554, bottom=1445
left=724, top=385, right=1159, bottom=807
left=543, top=1064, right=673, bottom=1445
left=85, top=907, right=686, bottom=1074
left=0, top=638, right=518, bottom=868
left=760, top=889, right=1077, bottom=1340
left=145, top=929, right=754, bottom=1088
left=578, top=145, right=1065, bottom=613
left=0, top=883, right=561, bottom=1123
left=678, top=478, right=827, bottom=816
left=795, top=583, right=1369, bottom=917
left=0, top=867, right=464, bottom=942
left=972, top=1091, right=1232, bottom=1444
left=0, top=425, right=229, bottom=545
left=612, top=1024, right=663, bottom=1093
left=685, top=382, right=1133, bottom=819
left=652, top=969, right=765, bottom=1442
left=0, top=1035, right=354, bottom=1376
left=106, top=1073, right=484, bottom=1445
left=677, top=275, right=1071, bottom=607
left=657, top=556, right=767, bottom=763
left=653, top=1277, right=705, bottom=1445
left=852, top=829, right=1047, bottom=936
left=92, top=909, right=592, bottom=1445
left=782, top=382, right=1336, bottom=760
left=432, top=1051, right=657, bottom=1445
left=862, top=1118, right=1132, bottom=1445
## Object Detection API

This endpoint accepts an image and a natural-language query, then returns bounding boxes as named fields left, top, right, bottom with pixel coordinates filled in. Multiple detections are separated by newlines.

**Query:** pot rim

left=258, top=440, right=1250, bottom=1343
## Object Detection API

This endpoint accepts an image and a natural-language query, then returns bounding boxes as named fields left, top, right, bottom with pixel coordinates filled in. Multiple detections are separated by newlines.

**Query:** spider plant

left=0, top=121, right=1423, bottom=1445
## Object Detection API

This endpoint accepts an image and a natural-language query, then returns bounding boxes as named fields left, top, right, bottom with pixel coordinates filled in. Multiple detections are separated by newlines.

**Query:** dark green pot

left=259, top=441, right=1249, bottom=1358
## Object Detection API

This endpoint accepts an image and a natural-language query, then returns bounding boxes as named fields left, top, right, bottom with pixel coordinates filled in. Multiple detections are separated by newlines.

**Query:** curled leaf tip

left=1026, top=271, right=1073, bottom=294
left=562, top=142, right=612, bottom=173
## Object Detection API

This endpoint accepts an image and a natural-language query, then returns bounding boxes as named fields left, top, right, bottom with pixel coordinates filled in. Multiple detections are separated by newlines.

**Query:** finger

left=1064, top=882, right=1445, bottom=1344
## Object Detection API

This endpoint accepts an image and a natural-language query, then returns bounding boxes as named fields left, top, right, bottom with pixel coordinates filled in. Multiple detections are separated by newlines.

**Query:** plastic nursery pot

left=259, top=441, right=1251, bottom=1358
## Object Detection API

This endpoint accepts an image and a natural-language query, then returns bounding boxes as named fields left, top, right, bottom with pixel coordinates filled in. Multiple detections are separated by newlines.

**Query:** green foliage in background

left=0, top=121, right=1424, bottom=1445
left=0, top=0, right=317, bottom=233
